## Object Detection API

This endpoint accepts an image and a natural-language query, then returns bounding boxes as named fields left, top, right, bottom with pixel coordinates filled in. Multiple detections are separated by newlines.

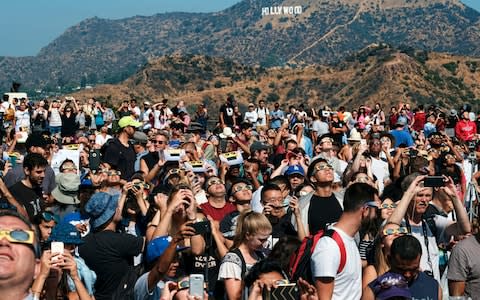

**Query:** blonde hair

left=232, top=210, right=272, bottom=249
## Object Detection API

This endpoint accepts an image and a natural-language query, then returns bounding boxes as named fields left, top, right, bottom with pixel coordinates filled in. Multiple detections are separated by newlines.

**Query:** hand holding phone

left=51, top=241, right=64, bottom=262
left=423, top=176, right=444, bottom=187
left=189, top=274, right=204, bottom=299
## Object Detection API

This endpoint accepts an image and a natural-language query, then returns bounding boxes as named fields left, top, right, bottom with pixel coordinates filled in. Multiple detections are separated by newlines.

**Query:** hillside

left=69, top=45, right=480, bottom=114
left=0, top=0, right=480, bottom=90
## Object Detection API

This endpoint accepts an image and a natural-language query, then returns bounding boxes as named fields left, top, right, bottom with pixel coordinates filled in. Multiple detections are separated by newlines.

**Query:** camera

left=468, top=141, right=477, bottom=151
left=409, top=149, right=418, bottom=158
left=191, top=220, right=211, bottom=235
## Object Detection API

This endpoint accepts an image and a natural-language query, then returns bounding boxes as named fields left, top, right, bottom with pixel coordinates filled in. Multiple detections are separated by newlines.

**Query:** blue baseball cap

left=285, top=165, right=305, bottom=177
left=146, top=235, right=189, bottom=263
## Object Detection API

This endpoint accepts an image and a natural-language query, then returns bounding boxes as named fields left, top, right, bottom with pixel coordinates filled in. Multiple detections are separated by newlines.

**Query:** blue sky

left=0, top=0, right=478, bottom=57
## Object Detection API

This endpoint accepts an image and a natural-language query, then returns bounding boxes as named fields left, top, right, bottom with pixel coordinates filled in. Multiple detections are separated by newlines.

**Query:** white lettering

left=261, top=6, right=303, bottom=17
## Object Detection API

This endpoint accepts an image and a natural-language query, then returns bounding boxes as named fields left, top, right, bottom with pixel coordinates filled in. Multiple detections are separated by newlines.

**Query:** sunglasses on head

left=0, top=229, right=35, bottom=245
left=380, top=203, right=397, bottom=209
left=41, top=212, right=59, bottom=223
left=382, top=227, right=409, bottom=236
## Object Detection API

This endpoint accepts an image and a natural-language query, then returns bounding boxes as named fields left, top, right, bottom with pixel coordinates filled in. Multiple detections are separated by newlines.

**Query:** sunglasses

left=0, top=229, right=35, bottom=245
left=207, top=179, right=224, bottom=187
left=314, top=164, right=333, bottom=172
left=320, top=138, right=333, bottom=144
left=232, top=184, right=253, bottom=193
left=382, top=227, right=409, bottom=236
left=152, top=140, right=166, bottom=145
left=42, top=212, right=59, bottom=223
left=134, top=182, right=151, bottom=190
left=101, top=170, right=121, bottom=176
left=380, top=203, right=397, bottom=209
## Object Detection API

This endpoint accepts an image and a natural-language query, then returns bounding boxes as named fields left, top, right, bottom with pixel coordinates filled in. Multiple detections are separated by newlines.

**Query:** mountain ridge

left=0, top=0, right=479, bottom=90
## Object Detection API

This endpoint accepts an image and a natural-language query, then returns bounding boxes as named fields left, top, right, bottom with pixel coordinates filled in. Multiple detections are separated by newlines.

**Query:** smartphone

left=89, top=149, right=101, bottom=171
left=191, top=220, right=211, bottom=235
left=360, top=139, right=367, bottom=146
left=51, top=241, right=64, bottom=261
left=263, top=283, right=299, bottom=300
left=424, top=176, right=444, bottom=187
left=189, top=274, right=204, bottom=300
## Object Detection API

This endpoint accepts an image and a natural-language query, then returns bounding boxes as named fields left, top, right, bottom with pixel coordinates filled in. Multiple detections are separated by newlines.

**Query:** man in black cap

left=3, top=132, right=56, bottom=194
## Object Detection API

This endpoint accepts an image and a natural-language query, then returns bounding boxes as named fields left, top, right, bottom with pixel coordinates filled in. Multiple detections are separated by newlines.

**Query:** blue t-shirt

left=390, top=129, right=414, bottom=148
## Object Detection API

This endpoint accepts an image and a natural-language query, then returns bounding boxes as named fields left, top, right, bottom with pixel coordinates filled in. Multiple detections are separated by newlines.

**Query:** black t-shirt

left=331, top=120, right=345, bottom=145
left=103, top=138, right=136, bottom=180
left=78, top=230, right=143, bottom=300
left=9, top=181, right=43, bottom=221
left=61, top=113, right=78, bottom=137
left=140, top=151, right=159, bottom=171
left=308, top=194, right=343, bottom=235
left=220, top=210, right=240, bottom=240
left=219, top=104, right=234, bottom=127
left=268, top=210, right=298, bottom=239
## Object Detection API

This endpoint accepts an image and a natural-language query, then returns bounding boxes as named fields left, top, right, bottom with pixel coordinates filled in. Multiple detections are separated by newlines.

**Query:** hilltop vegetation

left=70, top=45, right=480, bottom=113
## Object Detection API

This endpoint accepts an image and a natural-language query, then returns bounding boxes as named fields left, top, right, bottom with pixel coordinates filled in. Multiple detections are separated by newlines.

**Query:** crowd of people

left=0, top=94, right=479, bottom=300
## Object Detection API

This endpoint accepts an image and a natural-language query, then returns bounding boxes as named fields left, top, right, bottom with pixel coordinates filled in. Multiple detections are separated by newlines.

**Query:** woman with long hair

left=362, top=221, right=409, bottom=289
left=218, top=210, right=272, bottom=300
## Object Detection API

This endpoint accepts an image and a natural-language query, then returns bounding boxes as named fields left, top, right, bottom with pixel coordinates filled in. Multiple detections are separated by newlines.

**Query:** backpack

left=4, top=105, right=14, bottom=121
left=289, top=229, right=346, bottom=284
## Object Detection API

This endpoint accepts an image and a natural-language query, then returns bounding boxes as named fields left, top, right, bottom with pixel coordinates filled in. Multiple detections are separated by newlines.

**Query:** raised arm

left=387, top=175, right=425, bottom=225
left=442, top=176, right=471, bottom=236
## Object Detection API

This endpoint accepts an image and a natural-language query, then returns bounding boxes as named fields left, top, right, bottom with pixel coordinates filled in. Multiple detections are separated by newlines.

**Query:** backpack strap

left=229, top=248, right=247, bottom=279
left=324, top=229, right=347, bottom=274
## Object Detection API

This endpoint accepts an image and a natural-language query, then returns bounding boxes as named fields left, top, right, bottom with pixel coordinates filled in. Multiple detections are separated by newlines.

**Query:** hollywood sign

left=261, top=6, right=303, bottom=16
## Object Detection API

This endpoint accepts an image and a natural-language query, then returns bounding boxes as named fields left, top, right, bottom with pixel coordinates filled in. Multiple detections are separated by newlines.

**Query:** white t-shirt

left=95, top=134, right=112, bottom=146
left=311, top=226, right=362, bottom=300
left=312, top=120, right=329, bottom=137
left=244, top=111, right=258, bottom=125
left=49, top=108, right=62, bottom=127
left=370, top=157, right=389, bottom=195
left=15, top=110, right=30, bottom=132
left=256, top=107, right=269, bottom=126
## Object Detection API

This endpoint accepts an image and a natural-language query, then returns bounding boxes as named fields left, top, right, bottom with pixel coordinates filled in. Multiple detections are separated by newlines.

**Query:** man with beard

left=387, top=174, right=470, bottom=282
left=8, top=153, right=47, bottom=221
left=293, top=158, right=343, bottom=236
left=311, top=183, right=377, bottom=300
left=103, top=116, right=141, bottom=180
left=4, top=132, right=55, bottom=195
left=368, top=137, right=390, bottom=195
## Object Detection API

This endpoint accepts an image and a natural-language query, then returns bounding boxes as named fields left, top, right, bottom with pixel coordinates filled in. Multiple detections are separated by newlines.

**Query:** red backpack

left=289, top=229, right=347, bottom=284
